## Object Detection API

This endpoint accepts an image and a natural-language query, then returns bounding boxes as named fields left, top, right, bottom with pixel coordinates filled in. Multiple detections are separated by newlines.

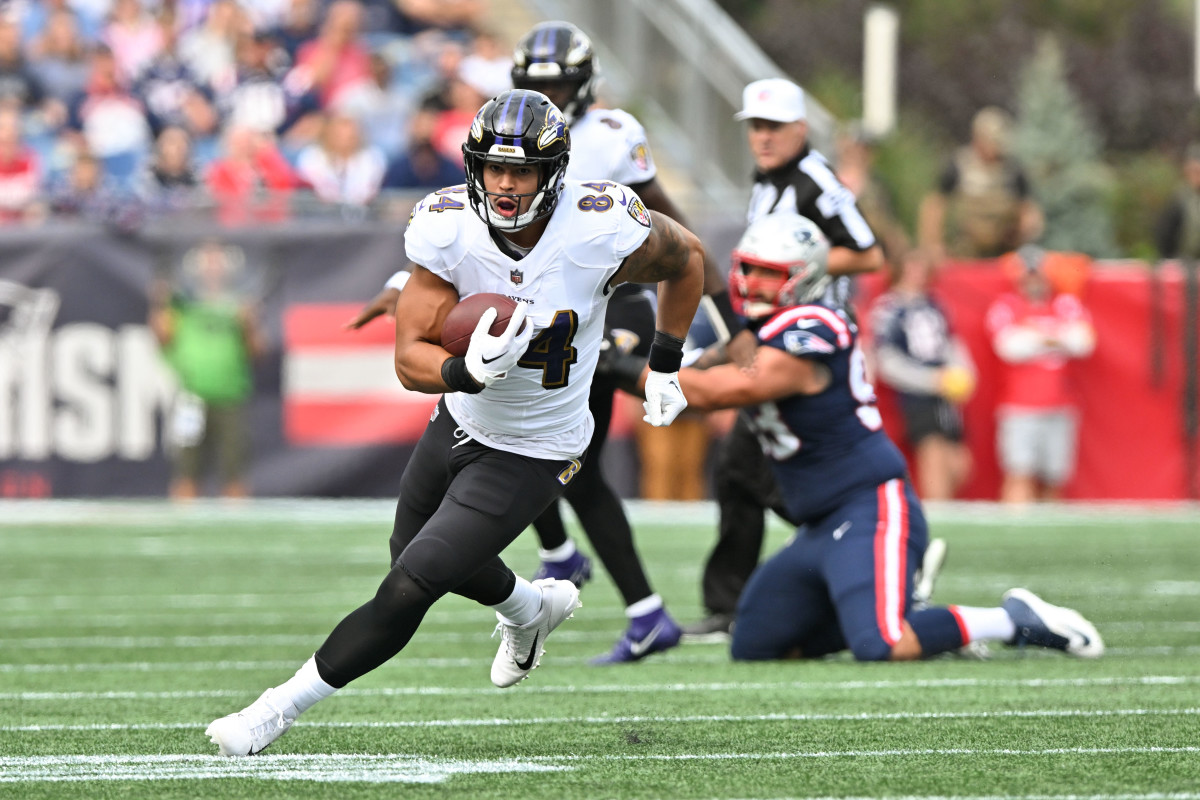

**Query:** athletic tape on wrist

left=441, top=356, right=484, bottom=393
left=647, top=330, right=685, bottom=373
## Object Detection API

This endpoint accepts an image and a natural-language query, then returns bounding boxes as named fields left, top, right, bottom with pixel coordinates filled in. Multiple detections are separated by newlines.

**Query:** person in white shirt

left=295, top=111, right=386, bottom=205
left=205, top=88, right=704, bottom=757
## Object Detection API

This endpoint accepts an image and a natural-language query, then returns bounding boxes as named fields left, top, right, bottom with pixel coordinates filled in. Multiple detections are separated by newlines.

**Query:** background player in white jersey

left=205, top=89, right=704, bottom=756
left=346, top=21, right=744, bottom=664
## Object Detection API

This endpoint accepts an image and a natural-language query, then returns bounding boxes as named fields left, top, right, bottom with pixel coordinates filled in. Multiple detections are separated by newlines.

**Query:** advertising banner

left=2, top=223, right=1196, bottom=501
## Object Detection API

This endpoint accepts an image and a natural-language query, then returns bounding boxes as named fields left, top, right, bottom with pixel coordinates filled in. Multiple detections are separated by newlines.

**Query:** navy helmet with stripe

left=462, top=89, right=571, bottom=232
left=510, top=21, right=597, bottom=125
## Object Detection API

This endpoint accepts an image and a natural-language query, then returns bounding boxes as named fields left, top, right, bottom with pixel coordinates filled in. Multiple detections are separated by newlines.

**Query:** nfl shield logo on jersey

left=510, top=268, right=524, bottom=286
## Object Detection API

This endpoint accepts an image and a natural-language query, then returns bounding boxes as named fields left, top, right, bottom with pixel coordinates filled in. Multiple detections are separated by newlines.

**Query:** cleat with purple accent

left=591, top=608, right=682, bottom=664
left=532, top=550, right=593, bottom=589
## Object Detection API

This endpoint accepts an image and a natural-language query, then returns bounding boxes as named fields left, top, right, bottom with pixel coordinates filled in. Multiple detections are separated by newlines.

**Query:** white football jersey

left=566, top=107, right=656, bottom=187
left=405, top=180, right=654, bottom=460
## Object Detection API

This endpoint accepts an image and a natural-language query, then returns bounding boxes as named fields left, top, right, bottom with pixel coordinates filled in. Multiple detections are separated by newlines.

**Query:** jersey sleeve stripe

left=759, top=305, right=852, bottom=348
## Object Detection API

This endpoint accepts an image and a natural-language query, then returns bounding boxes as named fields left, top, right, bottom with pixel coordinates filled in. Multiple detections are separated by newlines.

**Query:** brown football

left=440, top=293, right=522, bottom=357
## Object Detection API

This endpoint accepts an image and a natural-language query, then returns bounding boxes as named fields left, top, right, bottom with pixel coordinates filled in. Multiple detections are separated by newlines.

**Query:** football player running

left=346, top=21, right=741, bottom=664
left=205, top=89, right=703, bottom=756
left=614, top=212, right=1102, bottom=664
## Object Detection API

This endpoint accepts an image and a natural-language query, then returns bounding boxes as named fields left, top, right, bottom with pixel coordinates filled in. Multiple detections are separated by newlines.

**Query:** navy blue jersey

left=746, top=302, right=908, bottom=522
left=870, top=291, right=956, bottom=369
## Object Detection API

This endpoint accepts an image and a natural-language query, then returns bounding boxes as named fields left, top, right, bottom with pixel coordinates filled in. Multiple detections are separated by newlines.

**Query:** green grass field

left=2, top=500, right=1199, bottom=799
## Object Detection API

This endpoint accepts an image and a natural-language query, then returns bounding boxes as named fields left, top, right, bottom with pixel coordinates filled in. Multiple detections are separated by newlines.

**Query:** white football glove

left=643, top=370, right=687, bottom=427
left=464, top=301, right=534, bottom=388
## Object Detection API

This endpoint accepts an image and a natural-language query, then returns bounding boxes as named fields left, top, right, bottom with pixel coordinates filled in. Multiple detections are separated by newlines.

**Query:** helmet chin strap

left=484, top=188, right=547, bottom=231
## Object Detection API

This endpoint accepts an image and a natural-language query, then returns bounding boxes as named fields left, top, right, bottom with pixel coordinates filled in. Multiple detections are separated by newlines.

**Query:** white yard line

left=6, top=706, right=1200, bottom=733
left=4, top=644, right=1200, bottom=675
left=0, top=750, right=1198, bottom=784
left=4, top=674, right=1200, bottom=702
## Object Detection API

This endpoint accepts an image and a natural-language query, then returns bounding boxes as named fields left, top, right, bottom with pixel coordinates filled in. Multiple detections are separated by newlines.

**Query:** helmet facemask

left=510, top=22, right=597, bottom=125
left=462, top=90, right=571, bottom=232
left=729, top=213, right=831, bottom=320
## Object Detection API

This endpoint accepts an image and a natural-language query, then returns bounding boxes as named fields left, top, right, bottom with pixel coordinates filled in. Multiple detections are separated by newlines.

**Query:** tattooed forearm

left=618, top=211, right=701, bottom=284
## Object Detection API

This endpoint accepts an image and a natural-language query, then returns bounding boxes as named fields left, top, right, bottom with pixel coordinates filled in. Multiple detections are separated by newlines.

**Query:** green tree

left=1013, top=34, right=1117, bottom=256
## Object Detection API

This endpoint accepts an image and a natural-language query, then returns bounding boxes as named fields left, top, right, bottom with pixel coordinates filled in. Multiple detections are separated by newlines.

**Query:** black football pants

left=314, top=398, right=575, bottom=688
left=531, top=284, right=657, bottom=606
left=701, top=411, right=791, bottom=617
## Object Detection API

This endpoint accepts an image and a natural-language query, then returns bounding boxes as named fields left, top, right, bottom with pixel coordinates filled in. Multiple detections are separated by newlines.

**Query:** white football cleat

left=1002, top=588, right=1104, bottom=659
left=205, top=688, right=298, bottom=756
left=491, top=578, right=581, bottom=688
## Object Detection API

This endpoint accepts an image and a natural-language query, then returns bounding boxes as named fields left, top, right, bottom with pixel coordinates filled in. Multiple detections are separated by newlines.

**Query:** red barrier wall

left=856, top=260, right=1200, bottom=500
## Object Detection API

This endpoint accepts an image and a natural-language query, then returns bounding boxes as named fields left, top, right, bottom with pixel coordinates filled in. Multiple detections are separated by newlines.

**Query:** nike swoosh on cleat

left=514, top=632, right=540, bottom=671
left=628, top=622, right=666, bottom=657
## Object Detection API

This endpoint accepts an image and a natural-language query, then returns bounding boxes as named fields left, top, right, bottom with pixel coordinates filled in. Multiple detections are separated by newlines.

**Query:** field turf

left=2, top=500, right=1198, bottom=799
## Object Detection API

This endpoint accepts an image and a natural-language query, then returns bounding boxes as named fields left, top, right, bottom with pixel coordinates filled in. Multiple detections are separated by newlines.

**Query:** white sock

left=537, top=540, right=577, bottom=562
left=625, top=594, right=663, bottom=619
left=275, top=655, right=337, bottom=714
left=953, top=606, right=1017, bottom=643
left=493, top=576, right=543, bottom=625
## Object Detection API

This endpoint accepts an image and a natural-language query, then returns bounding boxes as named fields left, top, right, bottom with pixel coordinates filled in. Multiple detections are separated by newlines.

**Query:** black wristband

left=441, top=357, right=484, bottom=394
left=710, top=289, right=746, bottom=336
left=647, top=330, right=685, bottom=373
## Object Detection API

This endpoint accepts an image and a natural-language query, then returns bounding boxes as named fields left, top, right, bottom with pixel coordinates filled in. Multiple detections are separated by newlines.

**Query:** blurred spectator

left=102, top=0, right=164, bottom=83
left=918, top=106, right=1043, bottom=263
left=0, top=17, right=50, bottom=114
left=351, top=52, right=413, bottom=160
left=869, top=249, right=975, bottom=500
left=205, top=123, right=299, bottom=224
left=64, top=44, right=152, bottom=187
left=178, top=0, right=246, bottom=92
left=836, top=121, right=909, bottom=263
left=219, top=30, right=303, bottom=138
left=21, top=0, right=103, bottom=45
left=134, top=125, right=200, bottom=210
left=413, top=33, right=464, bottom=113
left=270, top=0, right=321, bottom=60
left=985, top=245, right=1095, bottom=503
left=286, top=0, right=373, bottom=110
left=390, top=0, right=485, bottom=38
left=0, top=106, right=45, bottom=223
left=380, top=108, right=463, bottom=190
left=28, top=8, right=92, bottom=105
left=295, top=111, right=384, bottom=205
left=457, top=28, right=511, bottom=99
left=428, top=75, right=483, bottom=166
left=150, top=239, right=266, bottom=499
left=237, top=0, right=292, bottom=35
left=47, top=148, right=124, bottom=219
left=135, top=11, right=221, bottom=158
left=1154, top=142, right=1200, bottom=259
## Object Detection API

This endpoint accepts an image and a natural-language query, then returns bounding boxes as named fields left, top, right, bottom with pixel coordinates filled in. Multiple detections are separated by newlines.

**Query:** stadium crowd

left=0, top=0, right=503, bottom=222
